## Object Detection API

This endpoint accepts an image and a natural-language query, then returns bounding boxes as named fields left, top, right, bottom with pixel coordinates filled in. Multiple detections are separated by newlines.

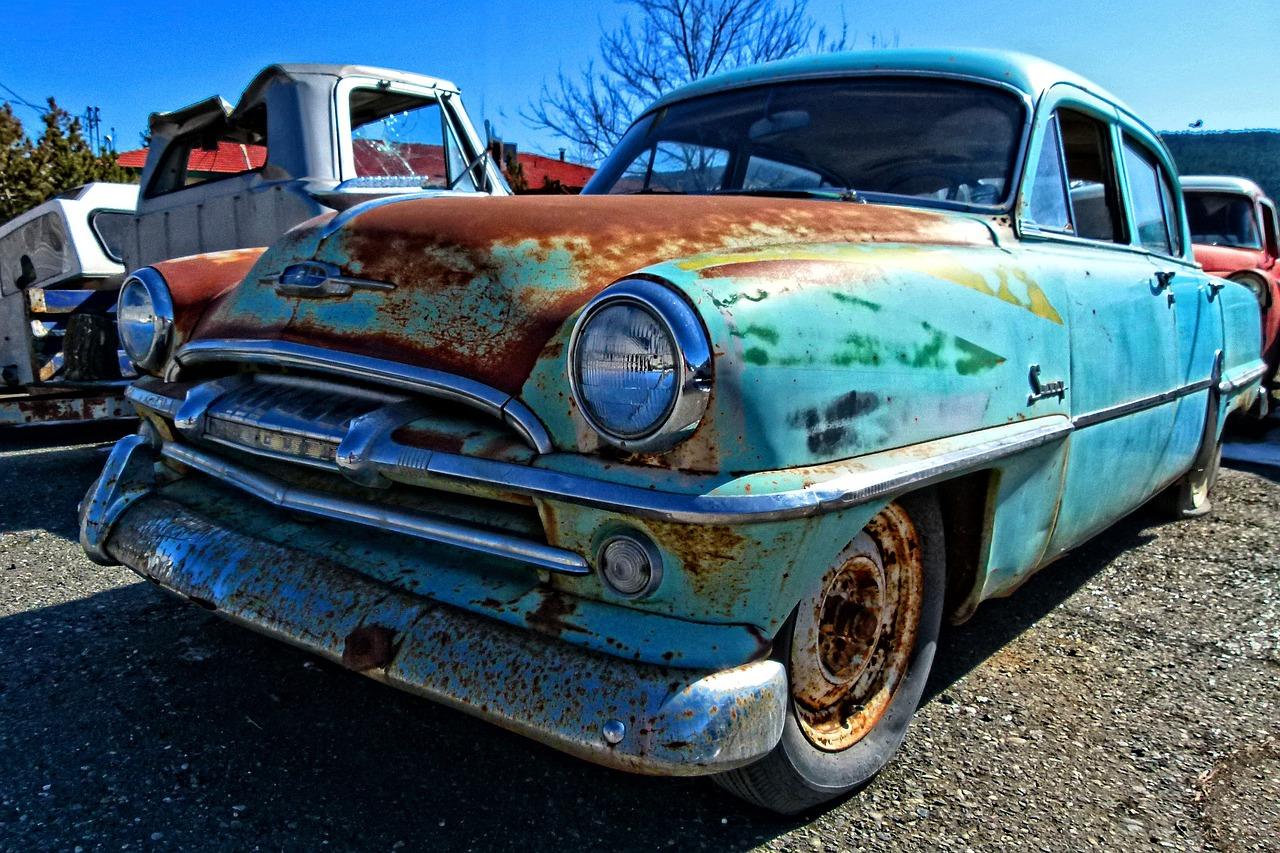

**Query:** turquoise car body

left=81, top=50, right=1265, bottom=776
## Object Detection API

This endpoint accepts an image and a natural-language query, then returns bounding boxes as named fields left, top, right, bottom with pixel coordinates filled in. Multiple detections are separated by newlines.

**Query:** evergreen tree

left=0, top=98, right=132, bottom=222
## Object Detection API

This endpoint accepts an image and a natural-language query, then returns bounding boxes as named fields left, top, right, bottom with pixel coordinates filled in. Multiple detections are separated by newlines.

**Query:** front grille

left=124, top=368, right=586, bottom=574
left=199, top=375, right=400, bottom=469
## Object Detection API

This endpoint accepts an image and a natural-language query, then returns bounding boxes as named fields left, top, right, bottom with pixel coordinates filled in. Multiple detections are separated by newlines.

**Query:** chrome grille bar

left=167, top=339, right=553, bottom=454
left=161, top=442, right=590, bottom=576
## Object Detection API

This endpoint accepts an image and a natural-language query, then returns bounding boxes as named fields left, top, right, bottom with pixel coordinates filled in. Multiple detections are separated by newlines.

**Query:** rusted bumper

left=0, top=383, right=134, bottom=427
left=80, top=440, right=787, bottom=776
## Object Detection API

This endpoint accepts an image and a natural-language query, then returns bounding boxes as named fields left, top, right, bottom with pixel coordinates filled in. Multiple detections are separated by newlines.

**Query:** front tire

left=713, top=492, right=945, bottom=815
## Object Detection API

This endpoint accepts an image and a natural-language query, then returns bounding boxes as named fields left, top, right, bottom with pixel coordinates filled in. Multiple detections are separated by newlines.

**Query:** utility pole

left=83, top=106, right=102, bottom=152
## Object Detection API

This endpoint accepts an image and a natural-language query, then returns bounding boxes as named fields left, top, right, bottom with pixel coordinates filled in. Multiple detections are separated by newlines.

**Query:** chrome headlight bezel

left=117, top=267, right=175, bottom=373
left=568, top=279, right=713, bottom=453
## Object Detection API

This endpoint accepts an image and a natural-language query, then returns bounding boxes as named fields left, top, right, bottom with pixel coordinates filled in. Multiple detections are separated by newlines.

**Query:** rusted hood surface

left=194, top=194, right=994, bottom=395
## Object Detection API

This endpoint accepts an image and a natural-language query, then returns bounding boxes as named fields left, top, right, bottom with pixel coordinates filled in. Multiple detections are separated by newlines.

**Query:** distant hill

left=1160, top=130, right=1280, bottom=202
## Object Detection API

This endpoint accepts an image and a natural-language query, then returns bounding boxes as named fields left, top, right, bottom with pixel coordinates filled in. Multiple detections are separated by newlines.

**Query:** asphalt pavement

left=0, top=418, right=1277, bottom=852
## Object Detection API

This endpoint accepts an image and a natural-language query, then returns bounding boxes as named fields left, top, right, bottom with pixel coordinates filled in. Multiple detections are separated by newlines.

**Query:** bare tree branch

left=522, top=0, right=861, bottom=162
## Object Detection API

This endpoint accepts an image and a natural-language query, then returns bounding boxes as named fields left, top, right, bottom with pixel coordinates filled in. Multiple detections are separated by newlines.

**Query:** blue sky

left=2, top=0, right=1277, bottom=162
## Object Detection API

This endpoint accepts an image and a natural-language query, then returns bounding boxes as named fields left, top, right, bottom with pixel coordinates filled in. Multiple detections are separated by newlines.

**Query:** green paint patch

left=833, top=333, right=883, bottom=367
left=831, top=293, right=882, bottom=312
left=711, top=289, right=769, bottom=308
left=743, top=347, right=771, bottom=365
left=730, top=324, right=780, bottom=345
left=953, top=337, right=1006, bottom=375
left=896, top=326, right=947, bottom=369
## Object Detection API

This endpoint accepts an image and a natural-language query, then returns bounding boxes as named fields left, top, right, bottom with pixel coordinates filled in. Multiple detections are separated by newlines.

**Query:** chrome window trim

left=166, top=339, right=553, bottom=454
left=161, top=442, right=590, bottom=576
left=567, top=279, right=713, bottom=453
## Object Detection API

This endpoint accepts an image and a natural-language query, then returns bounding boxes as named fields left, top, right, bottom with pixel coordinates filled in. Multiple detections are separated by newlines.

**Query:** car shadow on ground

left=0, top=460, right=1168, bottom=851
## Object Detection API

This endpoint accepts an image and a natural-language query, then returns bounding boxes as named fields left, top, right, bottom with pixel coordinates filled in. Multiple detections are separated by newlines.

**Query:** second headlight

left=569, top=279, right=712, bottom=452
left=117, top=268, right=175, bottom=373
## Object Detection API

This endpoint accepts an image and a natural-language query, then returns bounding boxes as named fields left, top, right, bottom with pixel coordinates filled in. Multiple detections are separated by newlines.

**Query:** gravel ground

left=0, top=421, right=1277, bottom=852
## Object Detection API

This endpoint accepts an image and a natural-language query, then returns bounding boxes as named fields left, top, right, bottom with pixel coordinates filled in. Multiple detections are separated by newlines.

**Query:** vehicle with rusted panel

left=79, top=50, right=1266, bottom=814
left=0, top=183, right=137, bottom=426
left=1181, top=176, right=1280, bottom=395
left=122, top=62, right=508, bottom=271
left=1, top=64, right=505, bottom=429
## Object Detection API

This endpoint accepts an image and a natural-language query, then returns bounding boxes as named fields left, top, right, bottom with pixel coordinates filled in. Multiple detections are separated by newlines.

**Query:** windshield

left=1184, top=190, right=1262, bottom=249
left=584, top=77, right=1026, bottom=210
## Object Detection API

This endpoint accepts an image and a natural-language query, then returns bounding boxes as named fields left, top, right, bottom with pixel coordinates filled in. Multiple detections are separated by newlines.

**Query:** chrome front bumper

left=79, top=436, right=787, bottom=776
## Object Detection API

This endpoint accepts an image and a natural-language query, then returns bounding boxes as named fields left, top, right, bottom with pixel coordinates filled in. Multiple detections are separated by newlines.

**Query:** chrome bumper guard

left=78, top=441, right=787, bottom=775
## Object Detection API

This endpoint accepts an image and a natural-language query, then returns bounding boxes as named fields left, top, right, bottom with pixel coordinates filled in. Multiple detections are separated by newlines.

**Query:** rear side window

left=146, top=104, right=267, bottom=197
left=1121, top=138, right=1178, bottom=256
left=1057, top=110, right=1125, bottom=243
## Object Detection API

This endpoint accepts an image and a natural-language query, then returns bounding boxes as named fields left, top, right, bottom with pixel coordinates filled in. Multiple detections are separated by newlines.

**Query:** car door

left=1117, top=133, right=1223, bottom=486
left=1016, top=90, right=1181, bottom=555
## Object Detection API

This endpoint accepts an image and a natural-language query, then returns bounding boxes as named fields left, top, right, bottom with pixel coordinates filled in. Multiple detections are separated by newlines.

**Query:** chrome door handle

left=1154, top=271, right=1176, bottom=305
left=1207, top=281, right=1226, bottom=300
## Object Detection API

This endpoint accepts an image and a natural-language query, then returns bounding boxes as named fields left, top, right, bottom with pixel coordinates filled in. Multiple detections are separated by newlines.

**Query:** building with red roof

left=116, top=141, right=595, bottom=193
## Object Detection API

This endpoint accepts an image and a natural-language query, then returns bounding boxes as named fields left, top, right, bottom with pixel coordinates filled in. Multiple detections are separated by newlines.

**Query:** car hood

left=192, top=194, right=995, bottom=396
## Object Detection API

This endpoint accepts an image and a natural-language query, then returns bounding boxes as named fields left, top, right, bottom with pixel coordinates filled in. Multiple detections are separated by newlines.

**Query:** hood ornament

left=267, top=262, right=394, bottom=298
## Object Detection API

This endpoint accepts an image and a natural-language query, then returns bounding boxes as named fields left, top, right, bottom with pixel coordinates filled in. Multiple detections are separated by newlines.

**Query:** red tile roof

left=516, top=151, right=596, bottom=191
left=116, top=142, right=596, bottom=190
left=116, top=141, right=266, bottom=173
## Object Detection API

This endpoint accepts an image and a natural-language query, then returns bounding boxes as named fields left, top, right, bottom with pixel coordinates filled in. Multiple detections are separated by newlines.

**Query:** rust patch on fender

left=341, top=624, right=399, bottom=671
left=525, top=589, right=587, bottom=637
left=152, top=247, right=268, bottom=341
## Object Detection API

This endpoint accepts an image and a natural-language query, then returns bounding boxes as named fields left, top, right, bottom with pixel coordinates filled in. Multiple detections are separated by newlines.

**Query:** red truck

left=1182, top=176, right=1280, bottom=400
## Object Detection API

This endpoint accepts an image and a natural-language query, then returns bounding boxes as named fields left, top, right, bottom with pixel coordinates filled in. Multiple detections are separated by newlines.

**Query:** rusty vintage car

left=1181, top=176, right=1280, bottom=396
left=80, top=50, right=1265, bottom=814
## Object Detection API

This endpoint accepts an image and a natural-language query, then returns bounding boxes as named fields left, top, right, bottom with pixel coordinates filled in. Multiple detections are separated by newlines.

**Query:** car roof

left=645, top=48, right=1131, bottom=115
left=1180, top=175, right=1267, bottom=199
left=150, top=63, right=460, bottom=127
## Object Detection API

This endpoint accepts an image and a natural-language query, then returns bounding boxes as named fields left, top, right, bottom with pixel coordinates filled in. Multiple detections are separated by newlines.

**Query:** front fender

left=523, top=241, right=1070, bottom=473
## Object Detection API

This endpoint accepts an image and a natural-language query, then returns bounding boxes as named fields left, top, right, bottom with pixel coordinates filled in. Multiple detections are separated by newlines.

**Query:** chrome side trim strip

left=167, top=339, right=553, bottom=454
left=1071, top=378, right=1213, bottom=430
left=1219, top=362, right=1267, bottom=394
left=160, top=442, right=590, bottom=576
left=364, top=416, right=1074, bottom=524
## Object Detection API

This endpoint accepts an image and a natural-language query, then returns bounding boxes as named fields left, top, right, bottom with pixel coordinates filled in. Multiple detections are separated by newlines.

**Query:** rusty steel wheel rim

left=790, top=503, right=924, bottom=752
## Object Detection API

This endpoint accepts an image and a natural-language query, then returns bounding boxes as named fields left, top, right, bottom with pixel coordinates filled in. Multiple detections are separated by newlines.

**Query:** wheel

left=713, top=492, right=945, bottom=815
left=1160, top=440, right=1222, bottom=519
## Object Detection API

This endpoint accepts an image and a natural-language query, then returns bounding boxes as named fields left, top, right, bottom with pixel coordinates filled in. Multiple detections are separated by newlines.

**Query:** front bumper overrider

left=79, top=435, right=788, bottom=776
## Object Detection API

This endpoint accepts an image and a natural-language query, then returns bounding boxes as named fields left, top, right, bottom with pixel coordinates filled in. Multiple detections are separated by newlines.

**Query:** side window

left=349, top=89, right=472, bottom=190
left=1261, top=201, right=1280, bottom=259
left=1121, top=138, right=1177, bottom=255
left=1057, top=110, right=1125, bottom=243
left=1025, top=114, right=1072, bottom=232
left=146, top=104, right=267, bottom=197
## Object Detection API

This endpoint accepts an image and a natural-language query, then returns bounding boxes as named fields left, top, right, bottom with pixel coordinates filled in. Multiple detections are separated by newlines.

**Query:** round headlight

left=569, top=280, right=712, bottom=452
left=117, top=269, right=174, bottom=372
